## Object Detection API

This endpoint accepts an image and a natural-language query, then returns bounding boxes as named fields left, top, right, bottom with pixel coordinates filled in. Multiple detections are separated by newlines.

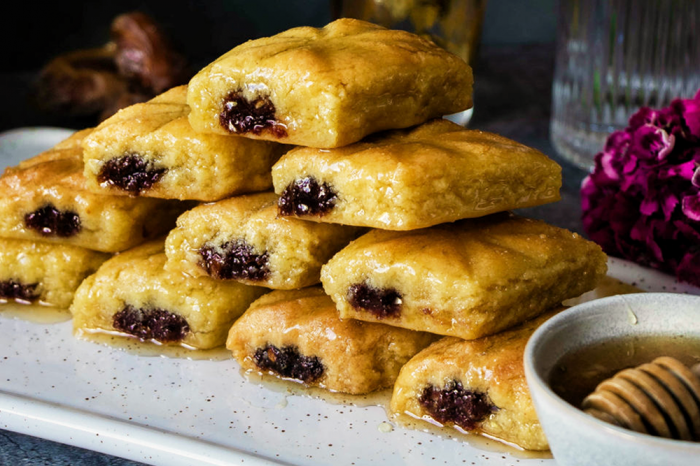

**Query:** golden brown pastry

left=165, top=193, right=361, bottom=289
left=273, top=120, right=561, bottom=230
left=187, top=18, right=472, bottom=148
left=321, top=213, right=607, bottom=339
left=0, top=129, right=189, bottom=253
left=0, top=237, right=109, bottom=308
left=71, top=240, right=267, bottom=349
left=82, top=86, right=288, bottom=201
left=390, top=308, right=563, bottom=451
left=226, top=287, right=437, bottom=394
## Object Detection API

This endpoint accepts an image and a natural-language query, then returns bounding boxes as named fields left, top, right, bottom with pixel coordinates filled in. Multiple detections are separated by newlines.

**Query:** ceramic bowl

left=524, top=293, right=700, bottom=466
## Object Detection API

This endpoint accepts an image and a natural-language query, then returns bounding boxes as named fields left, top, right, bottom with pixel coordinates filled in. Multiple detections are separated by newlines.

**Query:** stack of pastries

left=0, top=19, right=608, bottom=451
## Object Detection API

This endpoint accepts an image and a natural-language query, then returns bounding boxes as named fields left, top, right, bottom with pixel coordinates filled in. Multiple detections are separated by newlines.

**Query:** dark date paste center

left=0, top=280, right=39, bottom=302
left=113, top=304, right=189, bottom=342
left=25, top=204, right=81, bottom=237
left=219, top=91, right=287, bottom=138
left=419, top=380, right=495, bottom=431
left=98, top=154, right=167, bottom=194
left=253, top=344, right=324, bottom=383
left=199, top=240, right=270, bottom=281
left=347, top=282, right=403, bottom=319
left=278, top=177, right=338, bottom=217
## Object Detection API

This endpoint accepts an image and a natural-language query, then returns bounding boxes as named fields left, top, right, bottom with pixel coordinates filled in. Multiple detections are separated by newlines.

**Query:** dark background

left=0, top=0, right=557, bottom=133
left=3, top=0, right=556, bottom=72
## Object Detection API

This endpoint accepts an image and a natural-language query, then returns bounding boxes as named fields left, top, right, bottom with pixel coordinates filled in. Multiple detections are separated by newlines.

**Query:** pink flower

left=581, top=91, right=700, bottom=287
left=681, top=90, right=700, bottom=139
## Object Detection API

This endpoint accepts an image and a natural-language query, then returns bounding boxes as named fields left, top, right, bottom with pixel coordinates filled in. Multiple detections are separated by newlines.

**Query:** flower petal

left=628, top=125, right=675, bottom=160
left=682, top=194, right=700, bottom=221
left=682, top=94, right=700, bottom=139
left=692, top=167, right=700, bottom=187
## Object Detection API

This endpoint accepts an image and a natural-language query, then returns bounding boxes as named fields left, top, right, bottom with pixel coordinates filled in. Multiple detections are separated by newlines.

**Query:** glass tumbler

left=333, top=0, right=486, bottom=125
left=551, top=0, right=700, bottom=170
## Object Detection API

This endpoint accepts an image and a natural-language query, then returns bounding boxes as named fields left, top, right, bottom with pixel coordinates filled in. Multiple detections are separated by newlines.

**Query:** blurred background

left=2, top=0, right=555, bottom=72
left=0, top=0, right=557, bottom=133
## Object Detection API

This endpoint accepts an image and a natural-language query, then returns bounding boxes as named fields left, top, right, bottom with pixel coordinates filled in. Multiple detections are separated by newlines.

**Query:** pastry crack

left=219, top=90, right=287, bottom=138
left=419, top=380, right=496, bottom=431
left=347, top=282, right=403, bottom=319
left=253, top=344, right=325, bottom=383
left=97, top=154, right=167, bottom=194
left=112, top=304, right=190, bottom=342
left=24, top=204, right=81, bottom=237
left=198, top=240, right=270, bottom=281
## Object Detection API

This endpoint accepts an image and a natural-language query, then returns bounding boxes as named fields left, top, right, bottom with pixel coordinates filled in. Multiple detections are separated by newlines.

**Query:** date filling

left=419, top=380, right=496, bottom=431
left=199, top=240, right=270, bottom=281
left=25, top=204, right=81, bottom=237
left=219, top=91, right=287, bottom=138
left=253, top=344, right=324, bottom=383
left=97, top=154, right=167, bottom=194
left=347, top=282, right=403, bottom=319
left=113, top=304, right=190, bottom=342
left=278, top=177, right=338, bottom=217
left=0, top=280, right=39, bottom=302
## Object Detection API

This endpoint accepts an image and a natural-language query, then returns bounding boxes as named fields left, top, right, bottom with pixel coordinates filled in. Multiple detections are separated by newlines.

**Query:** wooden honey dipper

left=582, top=357, right=700, bottom=441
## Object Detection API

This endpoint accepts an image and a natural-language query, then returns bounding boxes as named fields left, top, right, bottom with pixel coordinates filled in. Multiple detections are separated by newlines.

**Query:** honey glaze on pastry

left=0, top=129, right=188, bottom=252
left=227, top=287, right=437, bottom=394
left=322, top=213, right=607, bottom=340
left=165, top=192, right=362, bottom=290
left=187, top=18, right=473, bottom=148
left=82, top=86, right=288, bottom=201
left=0, top=238, right=109, bottom=308
left=71, top=240, right=267, bottom=349
left=390, top=308, right=565, bottom=451
left=273, top=120, right=562, bottom=230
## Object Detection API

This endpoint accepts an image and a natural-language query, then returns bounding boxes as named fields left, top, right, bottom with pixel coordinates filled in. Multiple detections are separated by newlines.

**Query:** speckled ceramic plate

left=1, top=129, right=700, bottom=466
left=0, top=127, right=75, bottom=165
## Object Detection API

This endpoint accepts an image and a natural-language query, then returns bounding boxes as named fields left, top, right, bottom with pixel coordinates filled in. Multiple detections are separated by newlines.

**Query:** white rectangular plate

left=2, top=258, right=699, bottom=466
left=2, top=128, right=700, bottom=466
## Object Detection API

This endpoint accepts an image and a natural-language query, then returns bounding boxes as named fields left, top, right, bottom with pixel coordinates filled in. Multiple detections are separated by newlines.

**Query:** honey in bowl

left=549, top=335, right=700, bottom=440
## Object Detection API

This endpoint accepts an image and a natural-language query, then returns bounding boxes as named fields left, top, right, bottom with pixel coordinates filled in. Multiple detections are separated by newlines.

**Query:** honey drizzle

left=0, top=301, right=71, bottom=323
left=74, top=327, right=232, bottom=361
left=391, top=411, right=553, bottom=459
left=0, top=275, right=646, bottom=457
left=241, top=369, right=552, bottom=458
left=563, top=276, right=642, bottom=306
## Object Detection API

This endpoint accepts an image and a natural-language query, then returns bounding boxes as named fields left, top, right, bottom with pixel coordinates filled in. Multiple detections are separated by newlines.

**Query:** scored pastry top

left=321, top=213, right=607, bottom=339
left=273, top=119, right=562, bottom=230
left=187, top=18, right=473, bottom=148
left=4, top=128, right=94, bottom=192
